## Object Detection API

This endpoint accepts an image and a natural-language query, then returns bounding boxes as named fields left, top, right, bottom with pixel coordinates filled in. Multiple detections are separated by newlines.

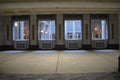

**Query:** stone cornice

left=0, top=2, right=120, bottom=15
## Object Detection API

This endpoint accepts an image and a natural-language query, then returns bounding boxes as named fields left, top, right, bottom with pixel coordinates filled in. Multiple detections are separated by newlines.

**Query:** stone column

left=0, top=16, right=3, bottom=46
left=30, top=15, right=37, bottom=45
left=56, top=14, right=64, bottom=45
left=4, top=15, right=12, bottom=45
left=83, top=14, right=91, bottom=49
left=118, top=13, right=120, bottom=72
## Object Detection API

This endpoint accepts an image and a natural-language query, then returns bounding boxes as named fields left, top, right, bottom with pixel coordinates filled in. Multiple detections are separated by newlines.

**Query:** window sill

left=13, top=39, right=29, bottom=41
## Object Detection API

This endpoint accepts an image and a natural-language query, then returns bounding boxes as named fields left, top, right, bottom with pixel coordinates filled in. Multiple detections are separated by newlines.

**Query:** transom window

left=64, top=20, right=82, bottom=40
left=13, top=21, right=29, bottom=41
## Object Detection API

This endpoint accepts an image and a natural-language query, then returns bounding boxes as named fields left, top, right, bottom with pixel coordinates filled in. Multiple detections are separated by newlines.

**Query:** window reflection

left=38, top=20, right=55, bottom=40
left=65, top=20, right=82, bottom=40
left=13, top=21, right=29, bottom=41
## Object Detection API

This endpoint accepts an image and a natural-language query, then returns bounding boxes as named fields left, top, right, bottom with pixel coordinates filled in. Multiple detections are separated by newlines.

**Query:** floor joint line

left=56, top=51, right=60, bottom=74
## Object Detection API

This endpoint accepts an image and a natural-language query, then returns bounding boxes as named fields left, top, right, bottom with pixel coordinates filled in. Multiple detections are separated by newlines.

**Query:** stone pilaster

left=118, top=13, right=120, bottom=72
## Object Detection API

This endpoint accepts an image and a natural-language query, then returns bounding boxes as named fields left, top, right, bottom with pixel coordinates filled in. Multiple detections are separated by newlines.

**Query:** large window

left=91, top=19, right=108, bottom=40
left=13, top=21, right=29, bottom=41
left=65, top=20, right=82, bottom=40
left=38, top=20, right=55, bottom=40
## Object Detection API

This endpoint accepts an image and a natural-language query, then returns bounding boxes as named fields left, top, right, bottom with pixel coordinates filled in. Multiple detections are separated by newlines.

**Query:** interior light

left=15, top=22, right=18, bottom=27
left=45, top=31, right=48, bottom=34
left=41, top=30, right=44, bottom=33
left=95, top=27, right=97, bottom=31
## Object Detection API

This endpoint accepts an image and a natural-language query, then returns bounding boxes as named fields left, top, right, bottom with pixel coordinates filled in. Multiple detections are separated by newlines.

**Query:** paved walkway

left=0, top=50, right=119, bottom=74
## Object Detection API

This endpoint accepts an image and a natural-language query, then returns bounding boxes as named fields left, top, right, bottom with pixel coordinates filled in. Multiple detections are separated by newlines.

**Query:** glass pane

left=13, top=21, right=29, bottom=41
left=65, top=21, right=73, bottom=32
left=91, top=19, right=108, bottom=40
left=38, top=20, right=55, bottom=40
left=65, top=20, right=82, bottom=40
left=74, top=20, right=82, bottom=40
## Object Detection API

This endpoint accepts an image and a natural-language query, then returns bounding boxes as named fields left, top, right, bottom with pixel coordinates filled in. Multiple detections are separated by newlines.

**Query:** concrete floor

left=0, top=50, right=119, bottom=74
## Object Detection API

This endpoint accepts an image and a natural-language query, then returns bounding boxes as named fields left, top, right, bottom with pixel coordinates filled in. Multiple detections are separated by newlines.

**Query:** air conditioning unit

left=14, top=41, right=29, bottom=49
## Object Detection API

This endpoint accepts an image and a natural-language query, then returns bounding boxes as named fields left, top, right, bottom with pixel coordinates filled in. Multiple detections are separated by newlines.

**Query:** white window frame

left=13, top=20, right=29, bottom=41
left=65, top=20, right=82, bottom=40
left=38, top=20, right=56, bottom=40
left=91, top=19, right=108, bottom=40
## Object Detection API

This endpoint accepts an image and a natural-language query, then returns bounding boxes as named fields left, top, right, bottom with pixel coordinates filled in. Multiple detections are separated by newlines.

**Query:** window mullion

left=49, top=21, right=51, bottom=40
left=73, top=21, right=75, bottom=40
left=21, top=21, right=24, bottom=40
left=65, top=21, right=67, bottom=40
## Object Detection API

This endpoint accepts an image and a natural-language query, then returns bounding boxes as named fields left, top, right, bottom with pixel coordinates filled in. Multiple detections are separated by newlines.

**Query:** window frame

left=64, top=20, right=82, bottom=40
left=12, top=15, right=30, bottom=41
left=90, top=14, right=109, bottom=40
left=38, top=20, right=56, bottom=40
left=37, top=14, right=56, bottom=41
left=63, top=14, right=83, bottom=40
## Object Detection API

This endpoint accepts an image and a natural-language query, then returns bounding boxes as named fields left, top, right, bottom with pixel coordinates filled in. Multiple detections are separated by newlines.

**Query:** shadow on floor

left=0, top=72, right=120, bottom=80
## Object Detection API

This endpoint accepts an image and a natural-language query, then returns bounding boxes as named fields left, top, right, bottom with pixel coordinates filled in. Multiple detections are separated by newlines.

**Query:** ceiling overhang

left=0, top=0, right=120, bottom=3
left=0, top=2, right=120, bottom=15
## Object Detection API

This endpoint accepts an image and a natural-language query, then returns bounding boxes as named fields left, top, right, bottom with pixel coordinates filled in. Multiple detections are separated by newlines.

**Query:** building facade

left=0, top=0, right=120, bottom=50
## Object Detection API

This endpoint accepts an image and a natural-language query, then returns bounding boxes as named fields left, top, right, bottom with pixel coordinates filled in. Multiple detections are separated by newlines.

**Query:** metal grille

left=96, top=42, right=104, bottom=48
left=14, top=41, right=29, bottom=49
left=41, top=43, right=52, bottom=49
left=93, top=41, right=107, bottom=48
left=68, top=43, right=79, bottom=49
left=65, top=40, right=81, bottom=49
